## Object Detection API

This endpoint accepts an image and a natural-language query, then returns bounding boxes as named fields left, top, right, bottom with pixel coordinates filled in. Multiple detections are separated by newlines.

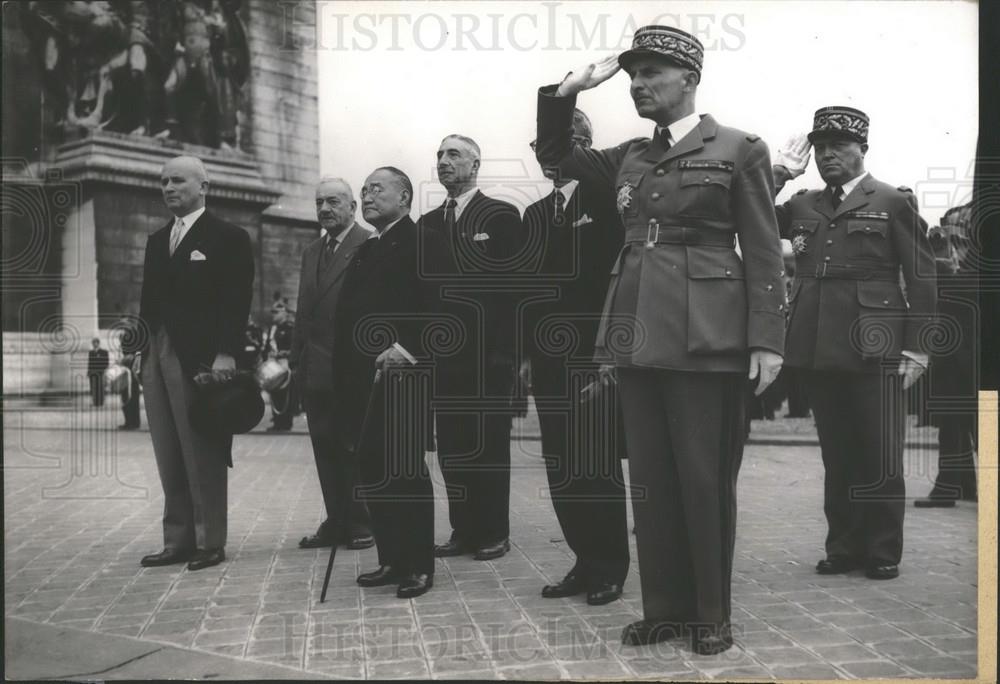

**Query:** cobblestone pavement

left=3, top=417, right=983, bottom=680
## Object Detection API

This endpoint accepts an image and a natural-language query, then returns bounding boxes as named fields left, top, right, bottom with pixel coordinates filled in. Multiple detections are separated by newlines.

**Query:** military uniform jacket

left=535, top=86, right=786, bottom=372
left=776, top=175, right=936, bottom=373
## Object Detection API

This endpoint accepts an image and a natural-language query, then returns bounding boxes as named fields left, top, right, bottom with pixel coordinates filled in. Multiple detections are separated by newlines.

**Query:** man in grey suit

left=291, top=177, right=375, bottom=550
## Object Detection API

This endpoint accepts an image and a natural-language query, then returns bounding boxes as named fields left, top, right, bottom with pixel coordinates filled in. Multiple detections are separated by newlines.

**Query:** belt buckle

left=645, top=221, right=659, bottom=249
left=815, top=262, right=828, bottom=278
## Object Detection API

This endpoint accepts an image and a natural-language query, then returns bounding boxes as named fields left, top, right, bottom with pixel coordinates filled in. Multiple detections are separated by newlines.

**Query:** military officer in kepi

left=535, top=25, right=787, bottom=655
left=772, top=107, right=937, bottom=581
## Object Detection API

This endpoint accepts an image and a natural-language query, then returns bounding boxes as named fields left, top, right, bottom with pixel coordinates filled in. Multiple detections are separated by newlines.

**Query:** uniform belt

left=624, top=225, right=735, bottom=248
left=802, top=263, right=898, bottom=280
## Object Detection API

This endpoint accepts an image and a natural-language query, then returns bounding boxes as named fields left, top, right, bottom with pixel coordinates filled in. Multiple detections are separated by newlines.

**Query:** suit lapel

left=170, top=211, right=210, bottom=264
left=317, top=223, right=367, bottom=297
left=832, top=175, right=875, bottom=219
left=643, top=115, right=713, bottom=164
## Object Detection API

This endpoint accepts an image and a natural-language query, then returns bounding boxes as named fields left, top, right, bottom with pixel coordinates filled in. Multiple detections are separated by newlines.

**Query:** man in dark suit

left=418, top=134, right=523, bottom=561
left=87, top=338, right=110, bottom=406
left=772, top=109, right=936, bottom=581
left=290, top=177, right=374, bottom=550
left=129, top=155, right=254, bottom=572
left=915, top=207, right=977, bottom=507
left=522, top=110, right=629, bottom=606
left=535, top=26, right=786, bottom=654
left=336, top=166, right=447, bottom=599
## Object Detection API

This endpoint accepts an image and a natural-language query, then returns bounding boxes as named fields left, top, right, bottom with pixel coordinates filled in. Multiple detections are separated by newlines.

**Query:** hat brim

left=619, top=49, right=694, bottom=74
left=807, top=130, right=866, bottom=144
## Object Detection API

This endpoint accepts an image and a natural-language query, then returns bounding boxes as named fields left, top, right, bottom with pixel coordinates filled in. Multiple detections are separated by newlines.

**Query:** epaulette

left=795, top=188, right=809, bottom=196
left=897, top=185, right=913, bottom=193
left=746, top=134, right=760, bottom=143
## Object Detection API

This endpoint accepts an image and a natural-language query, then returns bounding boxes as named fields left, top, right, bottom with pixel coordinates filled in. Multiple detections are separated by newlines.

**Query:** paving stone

left=368, top=658, right=430, bottom=679
left=770, top=663, right=845, bottom=679
left=899, top=655, right=979, bottom=676
left=838, top=659, right=913, bottom=678
left=497, top=663, right=563, bottom=679
left=867, top=638, right=943, bottom=659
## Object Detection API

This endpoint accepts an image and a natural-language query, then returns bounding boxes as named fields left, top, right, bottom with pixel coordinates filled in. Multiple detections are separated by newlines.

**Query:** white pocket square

left=472, top=232, right=490, bottom=242
left=573, top=214, right=594, bottom=227
left=189, top=250, right=207, bottom=261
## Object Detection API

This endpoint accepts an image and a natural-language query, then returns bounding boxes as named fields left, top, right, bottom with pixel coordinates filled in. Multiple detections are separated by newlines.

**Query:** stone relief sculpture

left=22, top=0, right=249, bottom=150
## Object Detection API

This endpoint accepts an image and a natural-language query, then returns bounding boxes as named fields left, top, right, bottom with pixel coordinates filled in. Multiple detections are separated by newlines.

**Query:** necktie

left=444, top=198, right=458, bottom=232
left=169, top=218, right=184, bottom=256
left=320, top=235, right=336, bottom=269
left=831, top=185, right=844, bottom=209
left=657, top=127, right=672, bottom=151
left=554, top=189, right=565, bottom=223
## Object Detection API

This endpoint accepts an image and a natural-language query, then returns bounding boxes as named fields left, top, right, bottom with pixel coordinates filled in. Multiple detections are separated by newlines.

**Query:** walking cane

left=320, top=368, right=383, bottom=602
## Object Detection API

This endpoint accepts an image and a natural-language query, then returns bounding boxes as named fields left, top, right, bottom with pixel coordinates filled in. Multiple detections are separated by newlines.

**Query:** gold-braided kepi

left=808, top=106, right=870, bottom=144
left=618, top=25, right=704, bottom=76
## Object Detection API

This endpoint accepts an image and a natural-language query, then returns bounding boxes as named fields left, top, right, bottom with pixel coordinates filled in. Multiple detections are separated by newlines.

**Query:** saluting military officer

left=772, top=108, right=936, bottom=581
left=535, top=26, right=787, bottom=655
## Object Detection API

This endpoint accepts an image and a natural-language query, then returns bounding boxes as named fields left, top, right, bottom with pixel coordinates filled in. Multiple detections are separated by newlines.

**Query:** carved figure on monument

left=162, top=0, right=249, bottom=149
left=22, top=1, right=160, bottom=135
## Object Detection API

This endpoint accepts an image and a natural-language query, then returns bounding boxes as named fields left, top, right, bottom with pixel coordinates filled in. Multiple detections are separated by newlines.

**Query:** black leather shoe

left=299, top=533, right=337, bottom=549
left=815, top=556, right=864, bottom=575
left=621, top=619, right=686, bottom=646
left=914, top=497, right=956, bottom=508
left=357, top=565, right=399, bottom=587
left=865, top=563, right=899, bottom=580
left=473, top=538, right=510, bottom=561
left=434, top=534, right=470, bottom=557
left=346, top=533, right=375, bottom=550
left=691, top=624, right=733, bottom=656
left=586, top=582, right=623, bottom=606
left=187, top=548, right=225, bottom=571
left=397, top=573, right=433, bottom=599
left=140, top=548, right=193, bottom=567
left=542, top=572, right=585, bottom=599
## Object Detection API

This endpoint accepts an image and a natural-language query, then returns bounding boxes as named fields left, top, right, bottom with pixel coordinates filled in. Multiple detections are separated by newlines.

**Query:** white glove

left=773, top=134, right=812, bottom=178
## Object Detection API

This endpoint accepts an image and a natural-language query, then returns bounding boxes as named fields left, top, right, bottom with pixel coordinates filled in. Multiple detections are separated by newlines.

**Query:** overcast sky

left=316, top=1, right=978, bottom=227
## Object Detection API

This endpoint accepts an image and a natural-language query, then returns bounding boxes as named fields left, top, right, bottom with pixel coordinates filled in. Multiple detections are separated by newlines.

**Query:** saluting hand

left=773, top=134, right=812, bottom=179
left=556, top=54, right=621, bottom=97
left=749, top=350, right=783, bottom=396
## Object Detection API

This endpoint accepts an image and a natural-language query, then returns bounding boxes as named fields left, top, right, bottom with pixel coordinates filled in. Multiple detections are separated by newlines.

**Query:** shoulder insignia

left=795, top=188, right=809, bottom=196
left=897, top=185, right=913, bottom=193
left=746, top=134, right=760, bottom=142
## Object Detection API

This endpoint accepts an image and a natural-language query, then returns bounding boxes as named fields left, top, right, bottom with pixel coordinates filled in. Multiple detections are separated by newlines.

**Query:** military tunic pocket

left=616, top=172, right=643, bottom=219
left=685, top=248, right=748, bottom=355
left=847, top=218, right=890, bottom=258
left=854, top=280, right=906, bottom=359
left=678, top=166, right=733, bottom=219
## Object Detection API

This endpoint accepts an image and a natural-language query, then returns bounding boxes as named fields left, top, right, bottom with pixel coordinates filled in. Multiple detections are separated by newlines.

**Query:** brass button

left=865, top=226, right=871, bottom=232
left=830, top=222, right=837, bottom=229
left=725, top=269, right=732, bottom=276
left=651, top=192, right=661, bottom=200
left=655, top=168, right=665, bottom=176
left=648, top=218, right=656, bottom=225
left=704, top=177, right=712, bottom=183
left=826, top=239, right=833, bottom=245
left=766, top=284, right=773, bottom=291
left=797, top=225, right=804, bottom=230
left=883, top=299, right=890, bottom=305
left=824, top=256, right=831, bottom=262
left=778, top=304, right=784, bottom=311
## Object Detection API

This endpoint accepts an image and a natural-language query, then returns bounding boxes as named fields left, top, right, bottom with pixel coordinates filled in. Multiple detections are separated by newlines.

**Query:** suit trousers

left=435, top=362, right=515, bottom=546
left=617, top=368, right=745, bottom=627
left=802, top=370, right=906, bottom=565
left=303, top=389, right=371, bottom=538
left=89, top=374, right=105, bottom=406
left=533, top=358, right=629, bottom=586
left=143, top=328, right=229, bottom=551
left=933, top=413, right=977, bottom=498
left=358, top=369, right=435, bottom=575
left=122, top=374, right=141, bottom=427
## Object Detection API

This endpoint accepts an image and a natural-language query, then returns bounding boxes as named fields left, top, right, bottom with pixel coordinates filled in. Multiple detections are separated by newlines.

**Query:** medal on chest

left=616, top=182, right=634, bottom=215
left=791, top=234, right=809, bottom=255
